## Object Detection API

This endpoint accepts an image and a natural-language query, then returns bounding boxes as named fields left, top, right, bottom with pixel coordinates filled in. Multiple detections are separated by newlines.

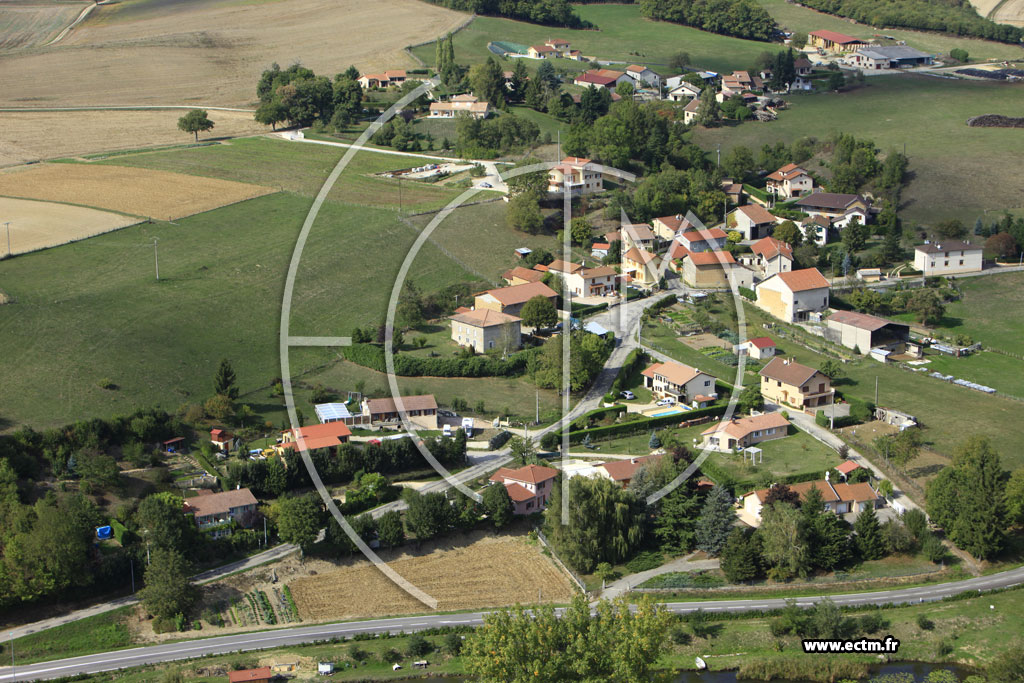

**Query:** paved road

left=4, top=564, right=1023, bottom=682
left=4, top=544, right=298, bottom=641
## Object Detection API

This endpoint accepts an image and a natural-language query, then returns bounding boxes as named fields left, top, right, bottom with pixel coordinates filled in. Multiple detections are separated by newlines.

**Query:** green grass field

left=707, top=427, right=841, bottom=485
left=8, top=607, right=134, bottom=665
left=936, top=271, right=1024, bottom=354
left=691, top=75, right=1024, bottom=226
left=412, top=4, right=781, bottom=75
left=756, top=0, right=1024, bottom=61
left=920, top=350, right=1024, bottom=399
left=737, top=303, right=1024, bottom=471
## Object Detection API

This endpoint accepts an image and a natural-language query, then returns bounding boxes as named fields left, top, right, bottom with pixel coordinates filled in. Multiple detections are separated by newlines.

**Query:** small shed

left=318, top=662, right=335, bottom=675
left=869, top=347, right=892, bottom=363
left=162, top=436, right=185, bottom=453
left=227, top=668, right=272, bottom=683
left=514, top=247, right=532, bottom=259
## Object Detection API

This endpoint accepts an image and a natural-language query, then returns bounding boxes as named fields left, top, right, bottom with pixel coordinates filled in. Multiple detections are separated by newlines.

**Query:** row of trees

left=639, top=0, right=778, bottom=41
left=254, top=63, right=364, bottom=130
left=419, top=0, right=591, bottom=27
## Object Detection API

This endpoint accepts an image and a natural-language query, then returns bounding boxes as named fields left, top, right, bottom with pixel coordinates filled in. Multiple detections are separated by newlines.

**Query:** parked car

left=656, top=398, right=675, bottom=406
left=442, top=424, right=452, bottom=437
left=480, top=182, right=492, bottom=188
left=619, top=390, right=636, bottom=400
left=438, top=409, right=456, bottom=418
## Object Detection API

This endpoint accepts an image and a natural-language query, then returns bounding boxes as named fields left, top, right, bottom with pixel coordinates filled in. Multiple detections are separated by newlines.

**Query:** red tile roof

left=503, top=266, right=545, bottom=283
left=766, top=163, right=808, bottom=182
left=490, top=464, right=559, bottom=485
left=642, top=361, right=707, bottom=386
left=701, top=412, right=789, bottom=440
left=687, top=250, right=736, bottom=267
left=751, top=236, right=793, bottom=261
left=735, top=204, right=777, bottom=225
left=828, top=309, right=900, bottom=332
left=747, top=336, right=775, bottom=349
left=282, top=421, right=352, bottom=450
left=504, top=482, right=536, bottom=503
left=184, top=488, right=258, bottom=518
left=450, top=308, right=521, bottom=328
left=759, top=357, right=822, bottom=386
left=654, top=214, right=696, bottom=233
left=624, top=247, right=658, bottom=264
left=481, top=281, right=558, bottom=306
left=809, top=30, right=864, bottom=44
left=776, top=267, right=830, bottom=292
left=228, top=668, right=273, bottom=683
left=835, top=460, right=862, bottom=475
left=600, top=455, right=660, bottom=482
left=366, top=395, right=438, bottom=415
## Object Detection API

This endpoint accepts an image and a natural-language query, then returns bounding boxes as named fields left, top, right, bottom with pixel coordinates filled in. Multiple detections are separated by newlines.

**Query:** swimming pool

left=650, top=406, right=689, bottom=417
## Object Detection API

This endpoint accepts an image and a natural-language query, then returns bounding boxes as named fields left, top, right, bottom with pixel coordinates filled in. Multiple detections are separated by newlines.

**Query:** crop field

left=289, top=533, right=574, bottom=620
left=0, top=1, right=85, bottom=51
left=0, top=109, right=268, bottom=167
left=0, top=162, right=274, bottom=220
left=691, top=76, right=1024, bottom=225
left=0, top=196, right=139, bottom=255
left=411, top=4, right=776, bottom=75
left=756, top=0, right=1024, bottom=60
left=985, top=0, right=1024, bottom=26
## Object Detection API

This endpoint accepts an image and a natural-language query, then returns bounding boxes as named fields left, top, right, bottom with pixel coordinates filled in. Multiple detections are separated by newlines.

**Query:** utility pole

left=264, top=517, right=268, bottom=547
left=397, top=177, right=402, bottom=214
left=535, top=390, right=539, bottom=425
left=3, top=222, right=9, bottom=257
left=152, top=238, right=160, bottom=281
left=716, top=144, right=720, bottom=168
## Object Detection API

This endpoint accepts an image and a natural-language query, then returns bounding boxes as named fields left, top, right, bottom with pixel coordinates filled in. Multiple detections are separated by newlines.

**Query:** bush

left=443, top=632, right=463, bottom=655
left=815, top=410, right=829, bottom=428
left=488, top=430, right=513, bottom=450
left=348, top=644, right=368, bottom=662
left=738, top=286, right=756, bottom=301
left=625, top=551, right=664, bottom=573
left=859, top=611, right=888, bottom=634
left=917, top=614, right=934, bottom=630
left=406, top=632, right=433, bottom=657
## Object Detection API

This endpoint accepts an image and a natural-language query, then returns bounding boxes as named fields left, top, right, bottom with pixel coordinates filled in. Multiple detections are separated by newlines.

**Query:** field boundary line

left=534, top=528, right=588, bottom=596
left=404, top=13, right=477, bottom=64
left=0, top=106, right=256, bottom=113
left=397, top=212, right=499, bottom=285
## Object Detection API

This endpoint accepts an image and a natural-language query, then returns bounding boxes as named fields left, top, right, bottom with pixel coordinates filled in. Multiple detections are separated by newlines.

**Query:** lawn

left=8, top=607, right=134, bottom=665
left=934, top=270, right=1024, bottom=355
left=640, top=321, right=756, bottom=386
left=919, top=349, right=1024, bottom=400
left=756, top=0, right=1024, bottom=61
left=0, top=191, right=478, bottom=430
left=412, top=5, right=784, bottom=76
left=569, top=423, right=710, bottom=456
left=736, top=303, right=1024, bottom=471
left=691, top=75, right=1024, bottom=226
left=291, top=352, right=566, bottom=426
left=706, top=427, right=841, bottom=486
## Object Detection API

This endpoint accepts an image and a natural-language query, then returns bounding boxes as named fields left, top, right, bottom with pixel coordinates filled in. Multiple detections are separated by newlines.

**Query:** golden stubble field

left=0, top=162, right=275, bottom=220
left=0, top=109, right=269, bottom=166
left=0, top=196, right=139, bottom=255
left=0, top=0, right=467, bottom=108
left=289, top=533, right=576, bottom=620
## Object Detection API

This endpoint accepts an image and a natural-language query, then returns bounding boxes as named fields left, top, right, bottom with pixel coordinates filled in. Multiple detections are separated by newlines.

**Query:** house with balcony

left=184, top=488, right=259, bottom=537
left=489, top=464, right=559, bottom=514
left=795, top=193, right=870, bottom=229
left=548, top=157, right=603, bottom=196
left=642, top=361, right=717, bottom=404
left=759, top=357, right=834, bottom=409
left=765, top=163, right=813, bottom=199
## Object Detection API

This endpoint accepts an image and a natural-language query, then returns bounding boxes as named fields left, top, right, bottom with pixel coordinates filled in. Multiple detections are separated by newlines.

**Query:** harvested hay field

left=0, top=162, right=274, bottom=220
left=0, top=0, right=467, bottom=108
left=0, top=109, right=268, bottom=166
left=0, top=1, right=86, bottom=51
left=290, top=533, right=575, bottom=620
left=0, top=197, right=139, bottom=255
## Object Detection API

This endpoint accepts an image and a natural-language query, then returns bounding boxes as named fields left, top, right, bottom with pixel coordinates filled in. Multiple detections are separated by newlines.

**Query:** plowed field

left=289, top=533, right=575, bottom=620
left=0, top=197, right=138, bottom=255
left=0, top=162, right=274, bottom=219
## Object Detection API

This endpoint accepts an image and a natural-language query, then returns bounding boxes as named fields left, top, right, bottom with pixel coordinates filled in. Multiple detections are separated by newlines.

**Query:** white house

left=765, top=163, right=813, bottom=199
left=748, top=236, right=794, bottom=278
left=795, top=193, right=870, bottom=229
left=754, top=268, right=830, bottom=323
left=428, top=94, right=490, bottom=119
left=913, top=240, right=983, bottom=276
left=548, top=156, right=603, bottom=196
left=731, top=204, right=779, bottom=241
left=736, top=336, right=776, bottom=360
left=741, top=479, right=880, bottom=524
left=666, top=81, right=702, bottom=101
left=626, top=65, right=661, bottom=90
left=641, top=361, right=717, bottom=404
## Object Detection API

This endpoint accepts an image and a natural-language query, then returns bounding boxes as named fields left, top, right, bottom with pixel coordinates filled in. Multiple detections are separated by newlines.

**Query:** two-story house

left=747, top=236, right=793, bottom=279
left=622, top=247, right=661, bottom=287
left=450, top=308, right=522, bottom=352
left=489, top=464, right=559, bottom=514
left=731, top=204, right=779, bottom=241
left=548, top=157, right=603, bottom=196
left=652, top=214, right=697, bottom=241
left=622, top=223, right=657, bottom=252
left=642, top=361, right=717, bottom=404
left=625, top=65, right=661, bottom=90
left=184, top=488, right=259, bottom=538
left=676, top=227, right=728, bottom=253
left=754, top=268, right=830, bottom=322
left=913, top=240, right=983, bottom=276
left=759, top=357, right=834, bottom=409
left=765, top=163, right=813, bottom=199
left=795, top=193, right=870, bottom=229
left=474, top=281, right=558, bottom=317
left=567, top=265, right=619, bottom=297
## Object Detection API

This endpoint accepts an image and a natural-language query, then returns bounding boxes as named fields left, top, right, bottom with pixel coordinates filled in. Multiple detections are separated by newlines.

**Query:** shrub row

left=570, top=301, right=609, bottom=317
left=488, top=430, right=513, bottom=450
left=341, top=343, right=538, bottom=378
left=738, top=286, right=756, bottom=301
left=109, top=518, right=135, bottom=546
left=564, top=403, right=729, bottom=445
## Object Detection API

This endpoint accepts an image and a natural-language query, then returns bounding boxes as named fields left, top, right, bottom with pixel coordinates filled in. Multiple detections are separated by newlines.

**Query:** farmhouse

left=808, top=30, right=867, bottom=53
left=565, top=265, right=619, bottom=297
left=795, top=192, right=870, bottom=228
left=279, top=421, right=353, bottom=452
left=666, top=81, right=702, bottom=101
left=622, top=247, right=661, bottom=286
left=731, top=204, right=778, bottom=241
left=548, top=156, right=603, bottom=196
left=450, top=307, right=522, bottom=353
left=184, top=488, right=259, bottom=536
left=502, top=266, right=545, bottom=285
left=849, top=45, right=933, bottom=70
left=357, top=70, right=407, bottom=88
left=227, top=667, right=273, bottom=683
left=642, top=361, right=717, bottom=404
left=913, top=240, right=983, bottom=276
left=652, top=213, right=697, bottom=240
left=489, top=464, right=559, bottom=514
left=754, top=268, right=830, bottom=322
left=742, top=478, right=879, bottom=524
left=474, top=281, right=558, bottom=316
left=527, top=44, right=559, bottom=59
left=626, top=65, right=661, bottom=89
left=759, top=357, right=834, bottom=409
left=675, top=227, right=728, bottom=253
left=428, top=94, right=490, bottom=119
left=622, top=223, right=657, bottom=252
left=736, top=336, right=776, bottom=360
left=679, top=249, right=738, bottom=288
left=825, top=309, right=911, bottom=354
left=765, top=163, right=813, bottom=199
left=700, top=412, right=790, bottom=451
left=364, top=395, right=439, bottom=429
left=748, top=236, right=794, bottom=278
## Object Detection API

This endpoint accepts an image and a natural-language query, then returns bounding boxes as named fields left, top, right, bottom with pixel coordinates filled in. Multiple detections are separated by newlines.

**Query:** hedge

left=739, top=286, right=756, bottom=301
left=110, top=518, right=135, bottom=546
left=610, top=348, right=649, bottom=396
left=569, top=404, right=628, bottom=431
left=564, top=403, right=729, bottom=445
left=340, top=343, right=538, bottom=378
left=570, top=301, right=609, bottom=318
left=488, top=430, right=513, bottom=450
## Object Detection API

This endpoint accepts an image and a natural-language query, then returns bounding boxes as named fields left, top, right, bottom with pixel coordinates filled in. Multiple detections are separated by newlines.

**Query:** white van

left=461, top=417, right=474, bottom=437
left=442, top=424, right=452, bottom=437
